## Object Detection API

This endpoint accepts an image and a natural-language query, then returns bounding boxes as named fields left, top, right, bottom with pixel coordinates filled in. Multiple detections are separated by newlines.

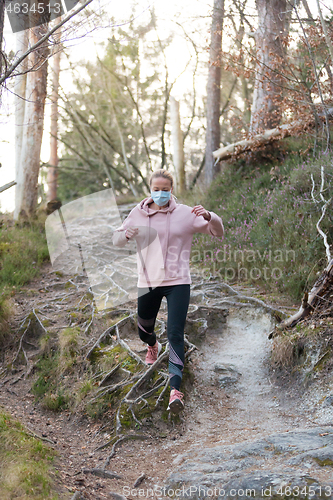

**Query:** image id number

left=276, top=485, right=332, bottom=497
left=6, top=1, right=61, bottom=14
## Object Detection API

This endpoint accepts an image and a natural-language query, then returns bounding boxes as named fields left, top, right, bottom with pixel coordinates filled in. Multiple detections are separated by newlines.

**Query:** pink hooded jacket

left=112, top=195, right=224, bottom=288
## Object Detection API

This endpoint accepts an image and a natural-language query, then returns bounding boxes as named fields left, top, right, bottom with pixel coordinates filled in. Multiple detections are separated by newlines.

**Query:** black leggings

left=137, top=284, right=191, bottom=391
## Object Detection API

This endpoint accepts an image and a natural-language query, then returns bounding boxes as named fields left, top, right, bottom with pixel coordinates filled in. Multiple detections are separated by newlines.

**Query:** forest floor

left=0, top=260, right=292, bottom=499
left=1, top=203, right=333, bottom=500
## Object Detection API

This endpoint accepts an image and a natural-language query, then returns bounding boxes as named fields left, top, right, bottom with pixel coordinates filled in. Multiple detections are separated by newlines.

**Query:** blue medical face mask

left=151, top=190, right=171, bottom=206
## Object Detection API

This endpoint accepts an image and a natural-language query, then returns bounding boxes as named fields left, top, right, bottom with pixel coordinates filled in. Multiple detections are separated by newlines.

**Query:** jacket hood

left=138, top=195, right=178, bottom=216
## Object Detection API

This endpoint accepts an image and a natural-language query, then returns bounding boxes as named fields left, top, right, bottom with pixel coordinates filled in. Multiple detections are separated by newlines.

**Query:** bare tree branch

left=0, top=181, right=16, bottom=193
left=290, top=0, right=331, bottom=150
left=0, top=0, right=95, bottom=86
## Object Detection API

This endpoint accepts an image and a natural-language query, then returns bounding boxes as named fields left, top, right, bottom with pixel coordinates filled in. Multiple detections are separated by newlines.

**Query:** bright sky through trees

left=0, top=0, right=327, bottom=211
left=0, top=0, right=213, bottom=210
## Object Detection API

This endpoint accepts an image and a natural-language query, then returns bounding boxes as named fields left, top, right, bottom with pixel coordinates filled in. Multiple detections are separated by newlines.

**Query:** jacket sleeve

left=192, top=210, right=224, bottom=238
left=112, top=207, right=137, bottom=248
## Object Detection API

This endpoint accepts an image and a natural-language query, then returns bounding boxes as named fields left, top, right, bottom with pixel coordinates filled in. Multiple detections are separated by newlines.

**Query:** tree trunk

left=0, top=0, right=5, bottom=89
left=170, top=96, right=185, bottom=194
left=15, top=21, right=49, bottom=218
left=250, top=0, right=288, bottom=135
left=14, top=30, right=29, bottom=220
left=205, top=0, right=224, bottom=187
left=47, top=30, right=61, bottom=202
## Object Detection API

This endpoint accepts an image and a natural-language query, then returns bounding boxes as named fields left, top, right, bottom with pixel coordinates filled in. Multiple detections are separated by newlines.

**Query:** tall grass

left=0, top=216, right=50, bottom=343
left=0, top=218, right=49, bottom=289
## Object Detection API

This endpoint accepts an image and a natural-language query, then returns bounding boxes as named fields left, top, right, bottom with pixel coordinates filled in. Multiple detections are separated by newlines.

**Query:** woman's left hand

left=191, top=205, right=211, bottom=221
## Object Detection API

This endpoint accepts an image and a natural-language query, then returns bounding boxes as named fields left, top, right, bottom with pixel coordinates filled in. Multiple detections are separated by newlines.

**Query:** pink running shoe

left=145, top=341, right=162, bottom=366
left=167, top=389, right=184, bottom=414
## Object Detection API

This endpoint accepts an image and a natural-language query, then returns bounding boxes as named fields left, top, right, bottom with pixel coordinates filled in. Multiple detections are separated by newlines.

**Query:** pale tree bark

left=170, top=96, right=185, bottom=194
left=250, top=0, right=288, bottom=135
left=0, top=0, right=5, bottom=88
left=15, top=20, right=50, bottom=219
left=47, top=27, right=61, bottom=202
left=14, top=30, right=29, bottom=217
left=229, top=0, right=251, bottom=124
left=205, top=0, right=224, bottom=187
left=7, top=0, right=94, bottom=219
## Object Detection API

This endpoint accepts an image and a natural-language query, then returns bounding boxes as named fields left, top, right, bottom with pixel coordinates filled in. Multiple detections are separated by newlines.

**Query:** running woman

left=112, top=169, right=224, bottom=413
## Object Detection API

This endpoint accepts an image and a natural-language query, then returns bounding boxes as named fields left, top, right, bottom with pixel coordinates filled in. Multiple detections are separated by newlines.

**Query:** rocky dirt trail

left=1, top=202, right=333, bottom=500
left=167, top=305, right=333, bottom=500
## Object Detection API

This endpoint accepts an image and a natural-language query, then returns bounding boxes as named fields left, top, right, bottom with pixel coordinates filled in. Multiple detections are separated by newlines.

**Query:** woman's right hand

left=125, top=226, right=139, bottom=240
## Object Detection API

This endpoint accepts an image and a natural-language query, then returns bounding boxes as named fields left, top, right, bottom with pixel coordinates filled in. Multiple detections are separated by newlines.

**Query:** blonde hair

left=149, top=169, right=177, bottom=199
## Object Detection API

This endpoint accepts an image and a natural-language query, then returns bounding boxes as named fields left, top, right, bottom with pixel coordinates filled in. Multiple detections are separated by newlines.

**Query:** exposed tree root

left=83, top=302, right=96, bottom=335
left=24, top=425, right=56, bottom=445
left=87, top=379, right=135, bottom=405
left=84, top=334, right=197, bottom=475
left=115, top=324, right=145, bottom=366
left=221, top=294, right=286, bottom=321
left=133, top=473, right=146, bottom=488
left=12, top=319, right=31, bottom=367
left=5, top=264, right=220, bottom=491
left=269, top=259, right=333, bottom=338
left=10, top=307, right=52, bottom=378
left=184, top=338, right=198, bottom=357
left=85, top=314, right=136, bottom=360
left=103, top=434, right=149, bottom=468
left=123, top=346, right=170, bottom=403
left=32, top=308, right=48, bottom=334
left=81, top=468, right=122, bottom=479
left=193, top=279, right=286, bottom=321
left=97, top=363, right=121, bottom=387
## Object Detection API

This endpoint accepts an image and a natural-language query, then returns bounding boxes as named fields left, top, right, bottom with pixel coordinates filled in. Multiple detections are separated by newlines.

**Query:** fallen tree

left=213, top=109, right=333, bottom=162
